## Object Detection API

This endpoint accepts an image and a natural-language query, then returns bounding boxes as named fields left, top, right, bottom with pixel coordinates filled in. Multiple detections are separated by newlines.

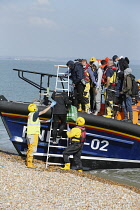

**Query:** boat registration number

left=91, top=139, right=109, bottom=151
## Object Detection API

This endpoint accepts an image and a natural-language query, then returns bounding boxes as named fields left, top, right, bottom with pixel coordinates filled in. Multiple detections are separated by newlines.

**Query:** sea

left=0, top=59, right=140, bottom=189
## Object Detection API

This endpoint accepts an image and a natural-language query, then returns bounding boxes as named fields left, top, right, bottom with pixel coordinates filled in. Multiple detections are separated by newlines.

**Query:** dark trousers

left=63, top=142, right=83, bottom=170
left=73, top=83, right=85, bottom=111
left=123, top=96, right=133, bottom=120
left=90, top=87, right=96, bottom=112
left=106, top=85, right=115, bottom=102
left=52, top=114, right=67, bottom=140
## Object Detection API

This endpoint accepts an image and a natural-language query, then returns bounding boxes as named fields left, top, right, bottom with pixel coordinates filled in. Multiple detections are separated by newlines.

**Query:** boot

left=103, top=115, right=112, bottom=118
left=26, top=161, right=37, bottom=169
left=61, top=163, right=70, bottom=170
left=26, top=155, right=37, bottom=169
left=103, top=105, right=113, bottom=118
left=78, top=170, right=83, bottom=172
left=93, top=111, right=98, bottom=115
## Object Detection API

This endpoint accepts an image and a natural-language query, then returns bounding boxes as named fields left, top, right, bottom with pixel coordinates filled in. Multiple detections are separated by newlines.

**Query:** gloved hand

left=50, top=101, right=56, bottom=107
left=46, top=118, right=52, bottom=123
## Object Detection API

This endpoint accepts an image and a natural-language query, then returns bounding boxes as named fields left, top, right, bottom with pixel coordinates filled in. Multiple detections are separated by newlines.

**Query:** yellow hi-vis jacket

left=67, top=127, right=81, bottom=142
left=110, top=71, right=116, bottom=84
left=27, top=112, right=40, bottom=135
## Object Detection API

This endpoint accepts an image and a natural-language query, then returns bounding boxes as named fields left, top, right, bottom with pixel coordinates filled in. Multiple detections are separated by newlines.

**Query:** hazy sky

left=0, top=0, right=140, bottom=60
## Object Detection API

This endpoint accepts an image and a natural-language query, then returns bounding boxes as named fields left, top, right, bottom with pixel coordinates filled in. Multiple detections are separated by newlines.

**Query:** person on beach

left=26, top=102, right=56, bottom=168
left=61, top=117, right=86, bottom=172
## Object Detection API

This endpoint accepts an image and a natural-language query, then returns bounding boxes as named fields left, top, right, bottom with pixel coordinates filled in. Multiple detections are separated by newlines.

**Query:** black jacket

left=67, top=61, right=84, bottom=85
left=51, top=92, right=71, bottom=114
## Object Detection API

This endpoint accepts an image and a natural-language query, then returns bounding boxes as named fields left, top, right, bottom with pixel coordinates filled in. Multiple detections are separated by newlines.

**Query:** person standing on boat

left=61, top=117, right=86, bottom=172
left=120, top=68, right=133, bottom=123
left=66, top=60, right=85, bottom=112
left=26, top=102, right=56, bottom=168
left=80, top=59, right=91, bottom=113
left=136, top=79, right=140, bottom=100
left=89, top=57, right=97, bottom=112
left=103, top=59, right=117, bottom=118
left=92, top=60, right=103, bottom=115
left=112, top=55, right=129, bottom=72
left=51, top=90, right=72, bottom=144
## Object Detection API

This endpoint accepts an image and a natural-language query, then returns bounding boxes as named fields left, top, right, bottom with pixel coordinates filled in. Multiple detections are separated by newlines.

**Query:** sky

left=0, top=0, right=140, bottom=61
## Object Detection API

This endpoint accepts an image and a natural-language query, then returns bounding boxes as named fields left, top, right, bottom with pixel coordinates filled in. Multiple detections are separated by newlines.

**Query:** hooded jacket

left=66, top=60, right=84, bottom=85
left=122, top=68, right=132, bottom=97
left=93, top=61, right=103, bottom=89
left=118, top=58, right=129, bottom=71
left=51, top=92, right=71, bottom=114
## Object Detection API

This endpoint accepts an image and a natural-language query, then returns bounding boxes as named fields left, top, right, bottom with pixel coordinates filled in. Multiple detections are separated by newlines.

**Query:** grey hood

left=93, top=61, right=99, bottom=69
left=124, top=68, right=132, bottom=76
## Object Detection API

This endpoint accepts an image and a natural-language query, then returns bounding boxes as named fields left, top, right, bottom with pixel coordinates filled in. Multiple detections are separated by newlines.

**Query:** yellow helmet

left=89, top=57, right=96, bottom=62
left=76, top=117, right=85, bottom=125
left=28, top=104, right=38, bottom=112
left=136, top=79, right=140, bottom=83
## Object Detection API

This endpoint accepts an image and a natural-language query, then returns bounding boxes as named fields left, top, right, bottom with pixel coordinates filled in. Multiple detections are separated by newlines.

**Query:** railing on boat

left=13, top=68, right=68, bottom=101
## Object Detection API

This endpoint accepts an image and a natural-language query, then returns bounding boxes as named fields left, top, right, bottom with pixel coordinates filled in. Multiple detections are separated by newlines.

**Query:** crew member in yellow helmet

left=89, top=57, right=96, bottom=67
left=61, top=117, right=86, bottom=172
left=136, top=79, right=140, bottom=83
left=26, top=101, right=56, bottom=168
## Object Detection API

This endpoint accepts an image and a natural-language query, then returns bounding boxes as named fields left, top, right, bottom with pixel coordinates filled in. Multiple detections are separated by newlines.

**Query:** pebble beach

left=0, top=151, right=140, bottom=210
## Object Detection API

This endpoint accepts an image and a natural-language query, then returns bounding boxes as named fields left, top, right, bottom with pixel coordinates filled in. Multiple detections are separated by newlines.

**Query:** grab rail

left=13, top=69, right=68, bottom=101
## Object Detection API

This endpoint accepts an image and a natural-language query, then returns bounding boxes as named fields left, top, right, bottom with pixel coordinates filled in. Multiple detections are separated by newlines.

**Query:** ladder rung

left=56, top=88, right=69, bottom=91
left=40, top=93, right=49, bottom=95
left=57, top=80, right=69, bottom=83
left=48, top=154, right=73, bottom=158
left=47, top=162, right=63, bottom=165
left=50, top=129, right=68, bottom=132
left=49, top=137, right=67, bottom=140
left=48, top=154, right=63, bottom=157
left=49, top=145, right=67, bottom=148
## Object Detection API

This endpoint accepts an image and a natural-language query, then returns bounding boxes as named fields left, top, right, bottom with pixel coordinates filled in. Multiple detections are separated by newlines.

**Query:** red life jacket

left=83, top=64, right=90, bottom=82
left=101, top=66, right=116, bottom=85
left=75, top=125, right=86, bottom=144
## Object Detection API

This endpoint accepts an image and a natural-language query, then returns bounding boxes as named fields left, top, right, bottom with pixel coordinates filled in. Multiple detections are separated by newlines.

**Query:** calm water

left=0, top=59, right=140, bottom=188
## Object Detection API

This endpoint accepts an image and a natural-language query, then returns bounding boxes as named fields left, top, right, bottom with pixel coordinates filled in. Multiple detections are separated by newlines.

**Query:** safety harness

left=72, top=125, right=86, bottom=145
left=83, top=64, right=90, bottom=83
left=102, top=66, right=117, bottom=85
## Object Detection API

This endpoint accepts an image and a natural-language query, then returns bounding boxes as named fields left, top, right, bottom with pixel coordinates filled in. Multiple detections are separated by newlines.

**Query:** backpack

left=129, top=74, right=139, bottom=98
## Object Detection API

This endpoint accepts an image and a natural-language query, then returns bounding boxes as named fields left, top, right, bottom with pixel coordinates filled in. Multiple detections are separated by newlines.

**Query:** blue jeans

left=123, top=96, right=133, bottom=120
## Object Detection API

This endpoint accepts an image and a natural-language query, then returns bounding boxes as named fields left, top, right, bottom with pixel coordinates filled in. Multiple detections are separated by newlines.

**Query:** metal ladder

left=46, top=65, right=70, bottom=168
